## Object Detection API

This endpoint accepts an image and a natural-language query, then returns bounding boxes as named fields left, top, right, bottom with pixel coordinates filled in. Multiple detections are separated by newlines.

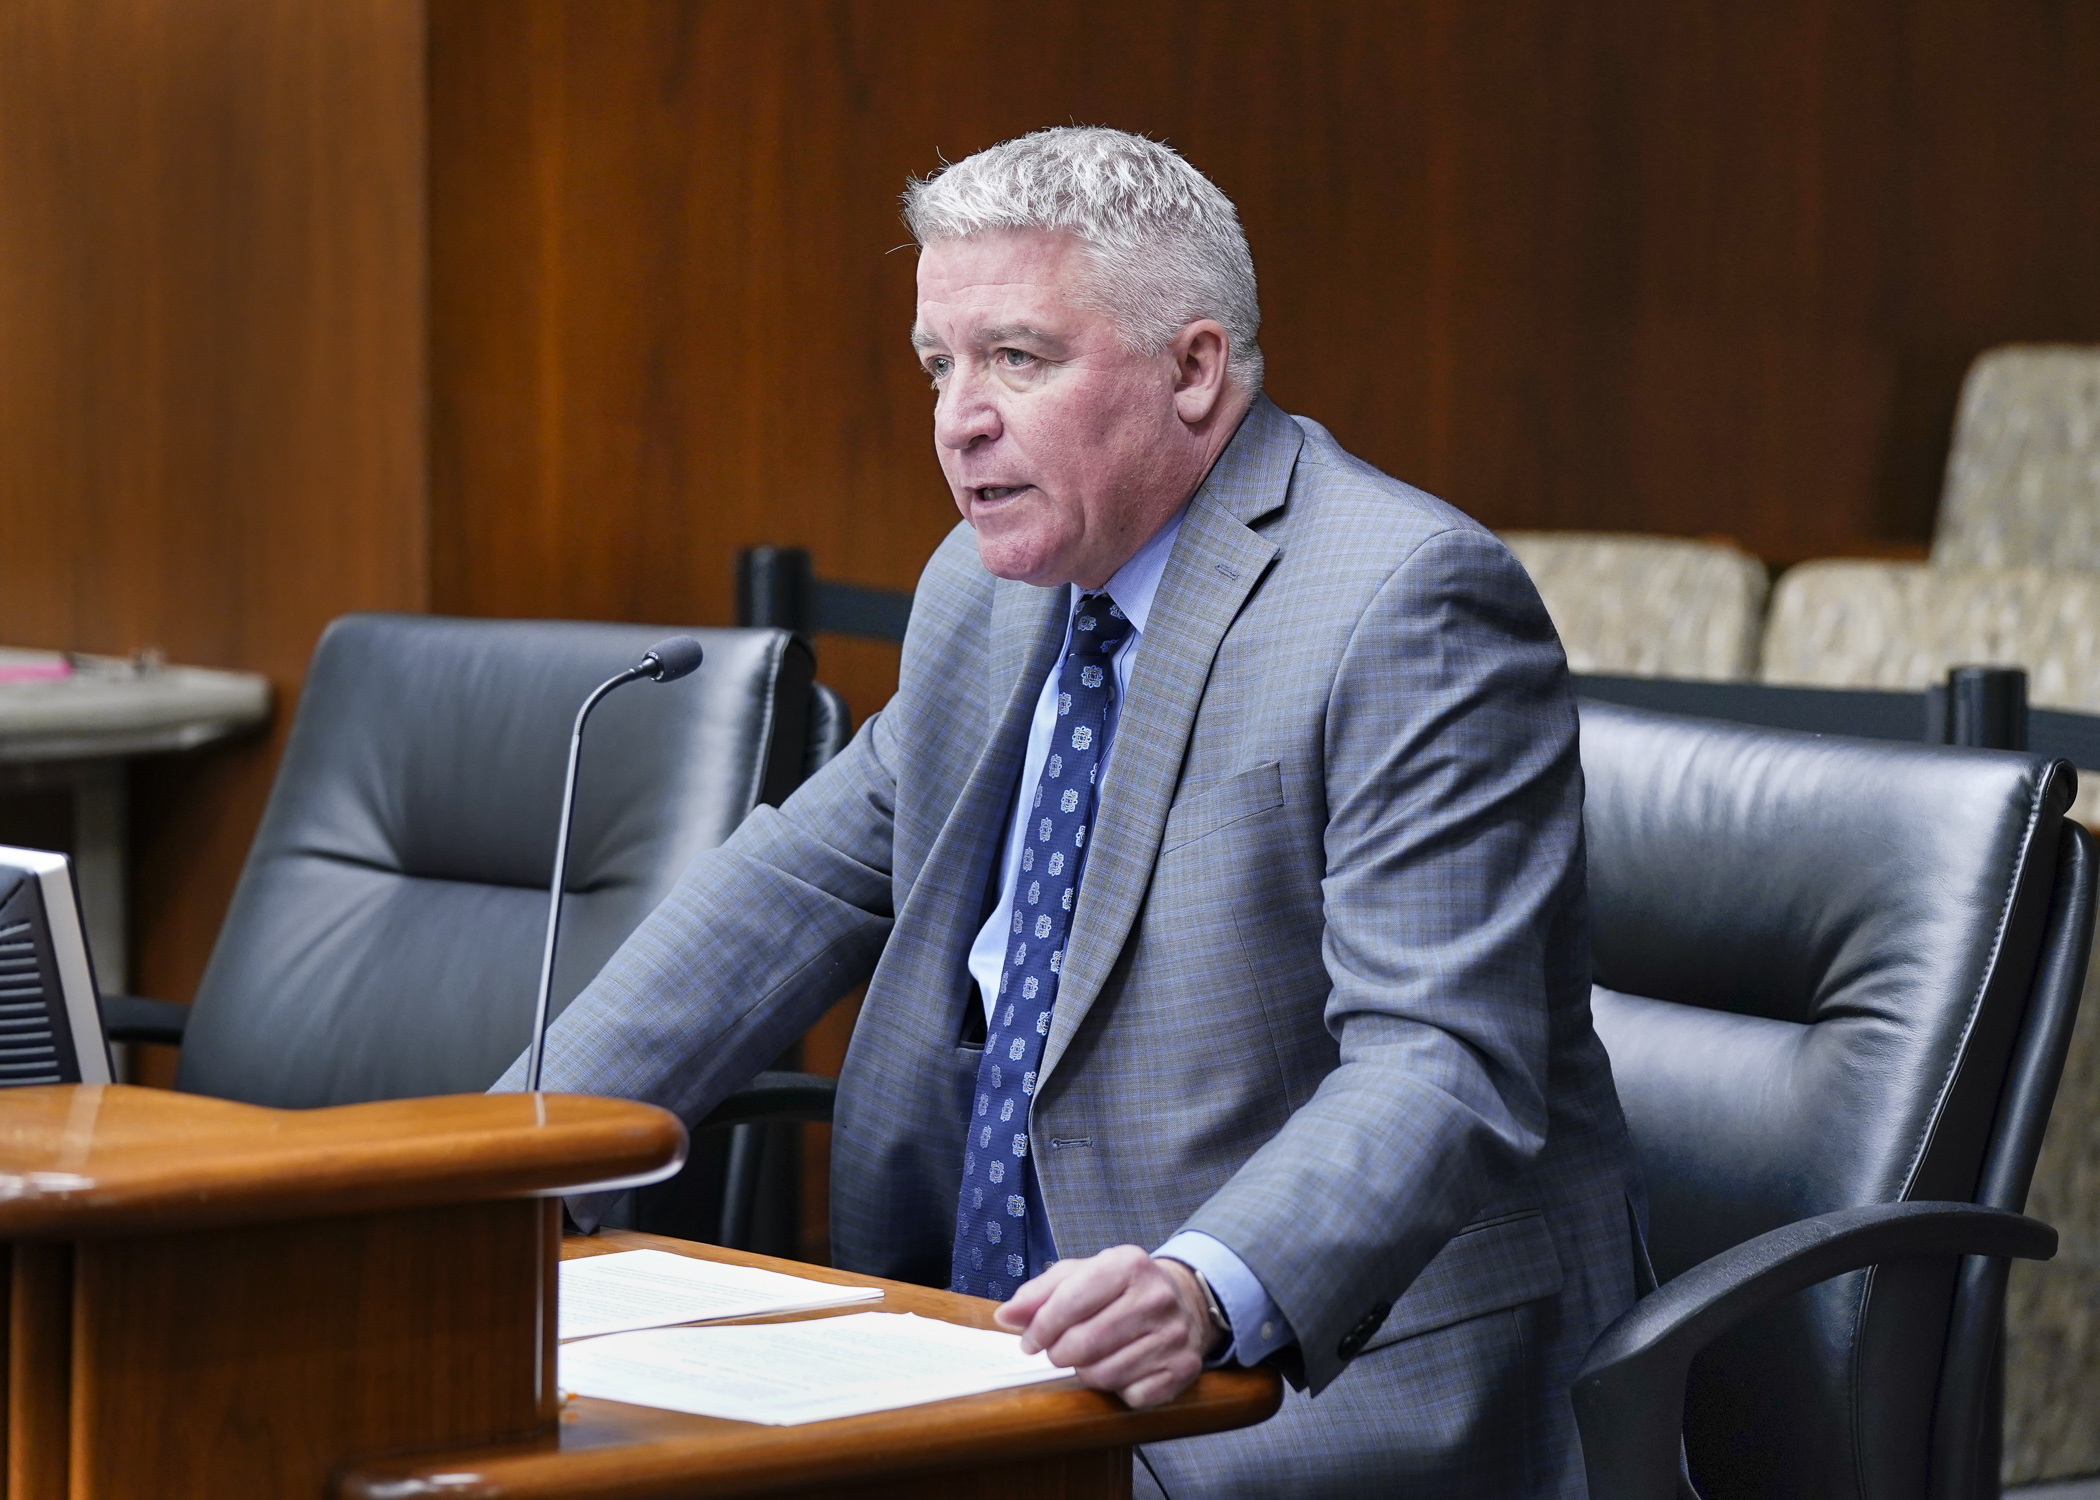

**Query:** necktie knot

left=1070, top=594, right=1131, bottom=658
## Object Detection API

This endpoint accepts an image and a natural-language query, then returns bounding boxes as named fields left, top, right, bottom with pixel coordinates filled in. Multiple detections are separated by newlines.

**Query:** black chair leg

left=1982, top=1326, right=2005, bottom=1500
left=721, top=1122, right=762, bottom=1250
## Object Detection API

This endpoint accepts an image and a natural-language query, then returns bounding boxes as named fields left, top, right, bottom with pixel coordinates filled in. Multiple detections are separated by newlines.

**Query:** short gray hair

left=903, top=126, right=1264, bottom=393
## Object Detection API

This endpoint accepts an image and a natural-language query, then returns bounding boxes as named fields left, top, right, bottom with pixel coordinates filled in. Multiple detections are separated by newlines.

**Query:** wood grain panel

left=0, top=0, right=429, bottom=1047
left=817, top=1452, right=1128, bottom=1500
left=427, top=0, right=937, bottom=730
left=336, top=1229, right=1270, bottom=1499
left=6, top=1243, right=70, bottom=1500
left=429, top=1, right=2100, bottom=736
left=0, top=1086, right=685, bottom=1238
left=68, top=1197, right=549, bottom=1498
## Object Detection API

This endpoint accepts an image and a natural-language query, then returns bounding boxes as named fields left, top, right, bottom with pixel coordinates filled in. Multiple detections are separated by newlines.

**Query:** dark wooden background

left=430, top=0, right=2100, bottom=732
left=4, top=2, right=2097, bottom=1176
left=0, top=0, right=430, bottom=1046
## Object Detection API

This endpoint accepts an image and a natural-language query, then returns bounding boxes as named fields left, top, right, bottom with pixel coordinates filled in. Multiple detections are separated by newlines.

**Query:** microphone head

left=638, top=635, right=704, bottom=683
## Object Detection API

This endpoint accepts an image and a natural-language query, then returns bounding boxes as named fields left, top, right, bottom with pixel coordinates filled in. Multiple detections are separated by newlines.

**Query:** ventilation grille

left=0, top=919, right=62, bottom=1086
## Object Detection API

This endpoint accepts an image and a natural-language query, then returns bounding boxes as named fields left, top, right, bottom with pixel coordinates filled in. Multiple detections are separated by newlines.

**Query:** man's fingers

left=1039, top=1268, right=1183, bottom=1368
left=1009, top=1246, right=1150, bottom=1354
left=992, top=1256, right=1082, bottom=1331
left=1066, top=1318, right=1204, bottom=1409
left=1069, top=1320, right=1187, bottom=1391
left=987, top=1247, right=1207, bottom=1410
left=1109, top=1348, right=1204, bottom=1410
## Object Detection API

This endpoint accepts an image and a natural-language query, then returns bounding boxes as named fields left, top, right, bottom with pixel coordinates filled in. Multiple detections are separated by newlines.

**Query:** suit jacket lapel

left=884, top=574, right=1063, bottom=1037
left=991, top=575, right=1067, bottom=733
left=1040, top=396, right=1302, bottom=1084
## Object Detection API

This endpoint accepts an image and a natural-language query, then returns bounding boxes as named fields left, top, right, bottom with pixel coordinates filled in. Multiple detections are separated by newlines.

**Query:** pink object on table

left=0, top=660, right=73, bottom=684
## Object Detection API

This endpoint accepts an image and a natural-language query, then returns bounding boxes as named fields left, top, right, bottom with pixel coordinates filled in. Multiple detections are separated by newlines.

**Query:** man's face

left=913, top=230, right=1200, bottom=590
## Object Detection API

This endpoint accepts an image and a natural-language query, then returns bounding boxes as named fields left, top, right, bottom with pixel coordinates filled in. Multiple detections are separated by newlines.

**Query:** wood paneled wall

left=430, top=2, right=2100, bottom=732
left=0, top=0, right=429, bottom=1039
left=5, top=0, right=2098, bottom=1065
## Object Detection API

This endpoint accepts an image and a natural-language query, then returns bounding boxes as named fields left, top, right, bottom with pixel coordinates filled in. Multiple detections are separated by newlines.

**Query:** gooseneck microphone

left=525, top=636, right=705, bottom=1092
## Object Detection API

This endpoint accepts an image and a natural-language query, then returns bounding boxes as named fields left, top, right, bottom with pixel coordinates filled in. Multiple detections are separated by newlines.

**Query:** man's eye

left=998, top=348, right=1033, bottom=368
left=926, top=358, right=951, bottom=382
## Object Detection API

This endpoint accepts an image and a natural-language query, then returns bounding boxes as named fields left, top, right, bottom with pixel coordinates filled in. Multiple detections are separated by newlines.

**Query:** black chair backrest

left=736, top=545, right=913, bottom=643
left=804, top=682, right=852, bottom=778
left=1580, top=702, right=2074, bottom=1500
left=176, top=614, right=814, bottom=1108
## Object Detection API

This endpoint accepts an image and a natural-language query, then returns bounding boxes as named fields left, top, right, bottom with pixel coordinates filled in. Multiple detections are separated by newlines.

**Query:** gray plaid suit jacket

left=508, top=395, right=1641, bottom=1497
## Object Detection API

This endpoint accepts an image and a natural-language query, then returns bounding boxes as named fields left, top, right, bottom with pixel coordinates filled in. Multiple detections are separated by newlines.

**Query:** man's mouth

left=972, top=484, right=1032, bottom=504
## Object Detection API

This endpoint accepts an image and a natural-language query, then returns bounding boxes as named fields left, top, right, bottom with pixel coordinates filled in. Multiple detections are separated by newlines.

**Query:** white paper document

left=558, top=1250, right=880, bottom=1341
left=559, top=1311, right=1073, bottom=1425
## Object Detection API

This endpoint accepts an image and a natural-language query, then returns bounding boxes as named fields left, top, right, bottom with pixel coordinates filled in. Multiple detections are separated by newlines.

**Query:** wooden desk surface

left=0, top=1086, right=685, bottom=1237
left=335, top=1230, right=1283, bottom=1500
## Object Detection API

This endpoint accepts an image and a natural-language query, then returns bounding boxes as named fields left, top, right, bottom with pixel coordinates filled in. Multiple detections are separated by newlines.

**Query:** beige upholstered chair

left=1931, top=345, right=2100, bottom=572
left=1763, top=559, right=2100, bottom=1483
left=1761, top=561, right=2100, bottom=710
left=1499, top=532, right=1768, bottom=681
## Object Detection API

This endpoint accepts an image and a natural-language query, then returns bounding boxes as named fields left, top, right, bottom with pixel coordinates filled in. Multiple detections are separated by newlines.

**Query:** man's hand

left=992, top=1246, right=1223, bottom=1409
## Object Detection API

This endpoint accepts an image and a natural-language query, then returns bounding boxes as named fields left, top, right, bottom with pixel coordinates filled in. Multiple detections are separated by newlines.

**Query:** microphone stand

left=525, top=637, right=703, bottom=1093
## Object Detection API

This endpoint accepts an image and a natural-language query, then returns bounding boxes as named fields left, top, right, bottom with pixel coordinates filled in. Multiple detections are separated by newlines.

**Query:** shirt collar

left=1075, top=504, right=1188, bottom=637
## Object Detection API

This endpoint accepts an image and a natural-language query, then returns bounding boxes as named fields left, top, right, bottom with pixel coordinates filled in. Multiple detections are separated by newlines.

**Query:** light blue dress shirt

left=964, top=507, right=1297, bottom=1368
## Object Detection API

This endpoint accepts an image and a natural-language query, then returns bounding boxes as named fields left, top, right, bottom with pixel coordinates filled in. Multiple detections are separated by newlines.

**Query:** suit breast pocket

left=1160, top=760, right=1285, bottom=853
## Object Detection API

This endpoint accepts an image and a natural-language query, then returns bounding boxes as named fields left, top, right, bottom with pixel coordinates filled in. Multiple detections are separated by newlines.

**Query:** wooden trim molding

left=0, top=1085, right=686, bottom=1237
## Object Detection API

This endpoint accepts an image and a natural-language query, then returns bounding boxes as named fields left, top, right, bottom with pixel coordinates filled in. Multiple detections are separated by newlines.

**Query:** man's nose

left=934, top=370, right=1002, bottom=451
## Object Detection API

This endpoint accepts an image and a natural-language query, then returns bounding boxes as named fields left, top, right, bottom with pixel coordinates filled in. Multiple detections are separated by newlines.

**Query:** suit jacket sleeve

left=490, top=677, right=906, bottom=1167
left=1181, top=524, right=1585, bottom=1392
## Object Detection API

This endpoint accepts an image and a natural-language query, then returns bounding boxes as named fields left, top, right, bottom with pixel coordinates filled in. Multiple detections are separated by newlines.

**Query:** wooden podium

left=0, top=1086, right=1280, bottom=1498
left=0, top=1084, right=679, bottom=1498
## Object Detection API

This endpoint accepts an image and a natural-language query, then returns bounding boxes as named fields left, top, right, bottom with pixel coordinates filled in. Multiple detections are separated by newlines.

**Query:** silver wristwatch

left=1172, top=1259, right=1231, bottom=1354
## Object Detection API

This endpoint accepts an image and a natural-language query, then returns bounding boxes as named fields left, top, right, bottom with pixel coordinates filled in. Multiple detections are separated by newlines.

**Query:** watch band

left=1173, top=1259, right=1231, bottom=1354
left=1196, top=1272, right=1230, bottom=1346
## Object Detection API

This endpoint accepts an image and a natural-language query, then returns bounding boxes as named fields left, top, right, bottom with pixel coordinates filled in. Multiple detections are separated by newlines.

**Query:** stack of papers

left=559, top=1312, right=1073, bottom=1425
left=558, top=1249, right=880, bottom=1340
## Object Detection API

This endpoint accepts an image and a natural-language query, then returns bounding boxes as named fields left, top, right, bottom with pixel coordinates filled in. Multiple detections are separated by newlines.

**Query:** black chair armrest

left=685, top=1072, right=837, bottom=1251
left=804, top=683, right=853, bottom=779
left=1574, top=1201, right=2056, bottom=1500
left=696, top=1070, right=836, bottom=1130
left=101, top=995, right=191, bottom=1047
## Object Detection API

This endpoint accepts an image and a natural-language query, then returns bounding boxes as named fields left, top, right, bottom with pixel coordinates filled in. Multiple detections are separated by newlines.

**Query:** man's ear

left=1170, top=320, right=1232, bottom=427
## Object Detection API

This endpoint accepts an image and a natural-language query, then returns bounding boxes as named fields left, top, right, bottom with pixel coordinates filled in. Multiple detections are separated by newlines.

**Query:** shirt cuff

left=1155, top=1230, right=1297, bottom=1367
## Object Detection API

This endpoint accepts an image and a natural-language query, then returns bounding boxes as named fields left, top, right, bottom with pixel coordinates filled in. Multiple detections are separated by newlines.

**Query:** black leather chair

left=105, top=614, right=848, bottom=1115
left=1572, top=702, right=2093, bottom=1500
left=736, top=545, right=913, bottom=643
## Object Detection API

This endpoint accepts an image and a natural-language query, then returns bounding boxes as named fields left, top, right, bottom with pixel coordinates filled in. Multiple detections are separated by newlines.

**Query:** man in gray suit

left=507, top=126, right=1641, bottom=1496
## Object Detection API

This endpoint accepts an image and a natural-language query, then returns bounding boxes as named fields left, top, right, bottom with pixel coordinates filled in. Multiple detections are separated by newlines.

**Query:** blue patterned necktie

left=951, top=592, right=1132, bottom=1300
